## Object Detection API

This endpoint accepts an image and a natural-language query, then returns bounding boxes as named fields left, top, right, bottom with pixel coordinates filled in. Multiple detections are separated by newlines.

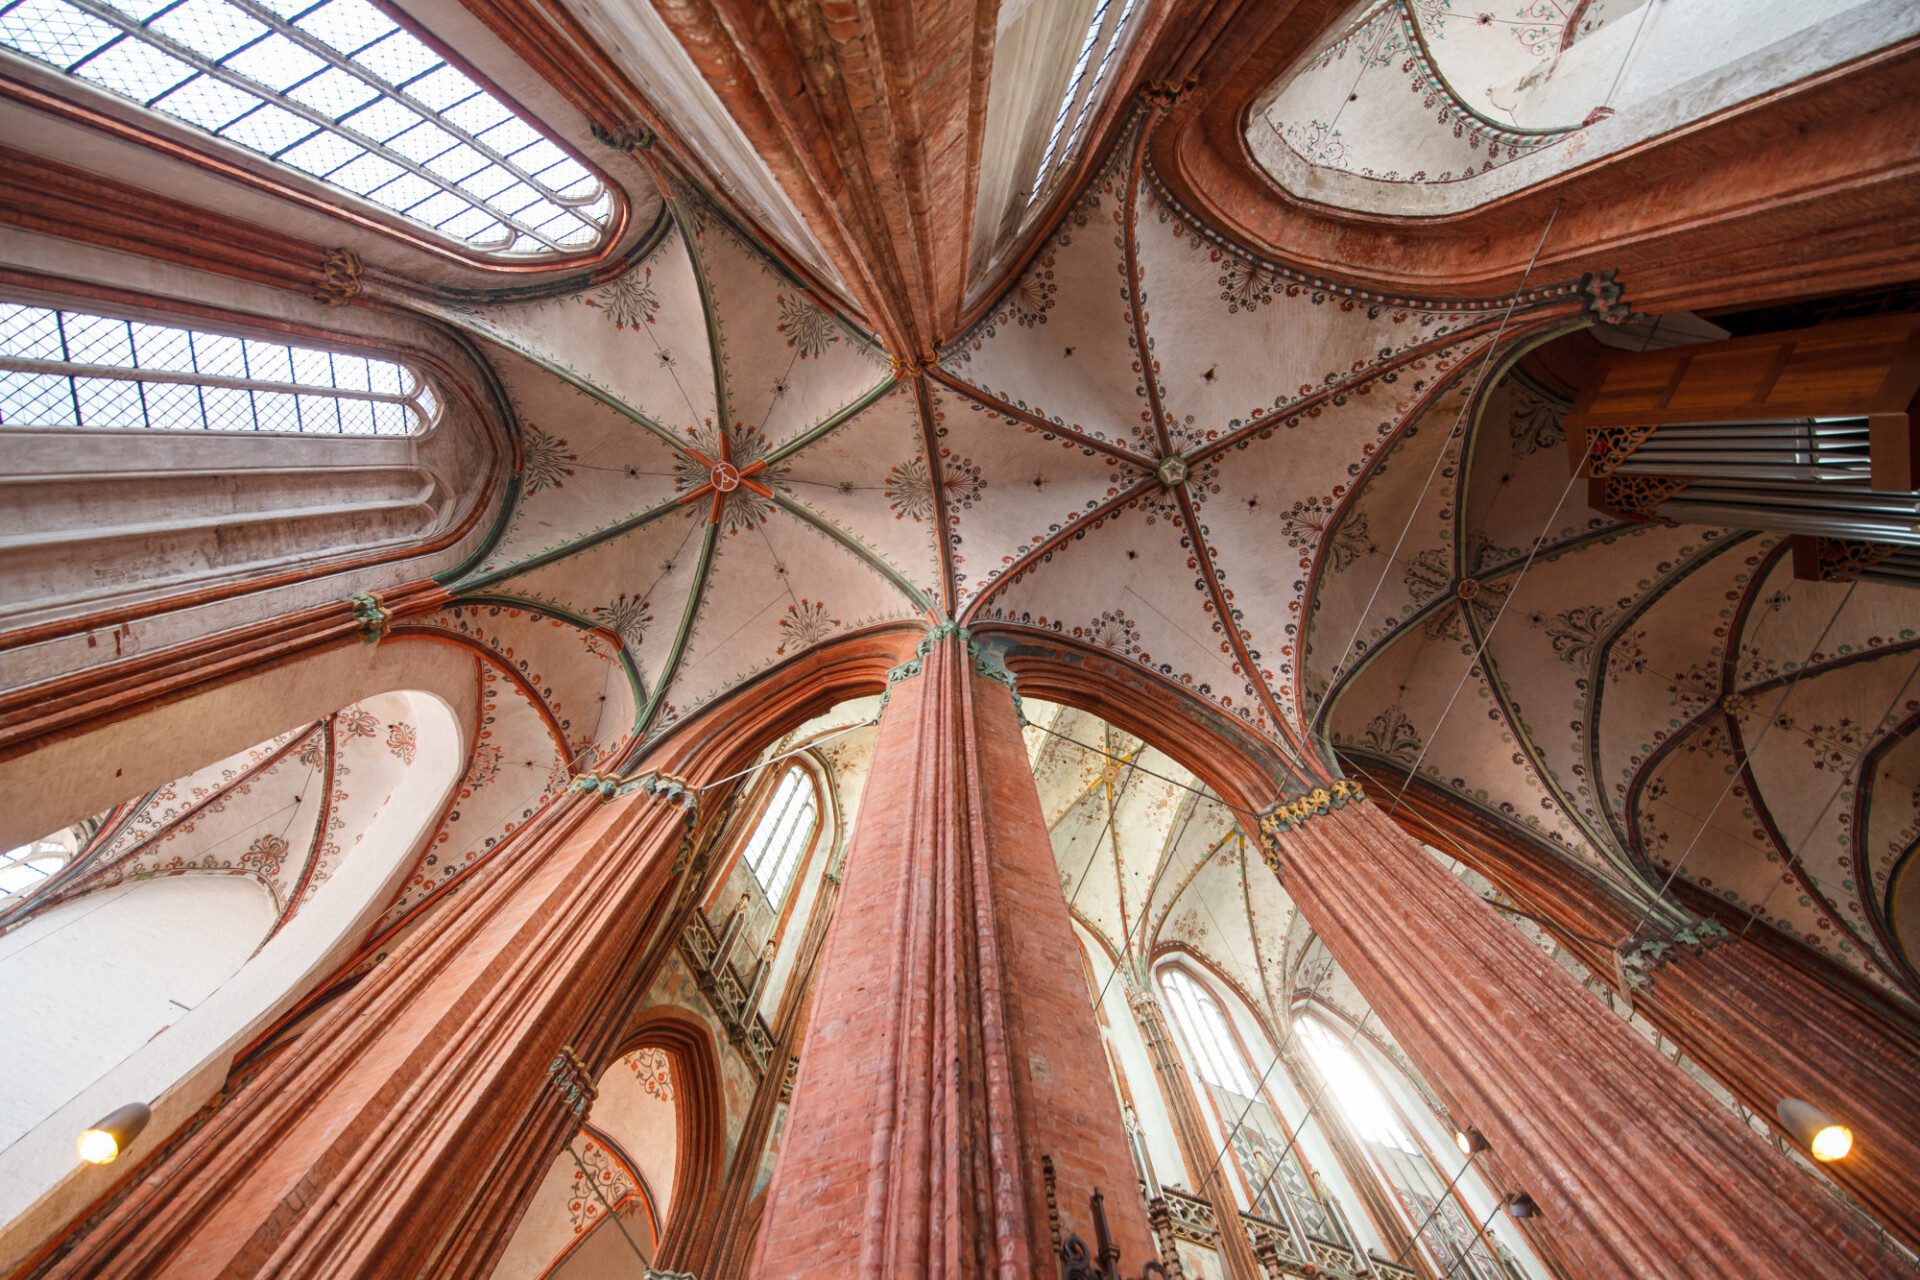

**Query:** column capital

left=876, top=622, right=1021, bottom=720
left=1256, top=780, right=1367, bottom=857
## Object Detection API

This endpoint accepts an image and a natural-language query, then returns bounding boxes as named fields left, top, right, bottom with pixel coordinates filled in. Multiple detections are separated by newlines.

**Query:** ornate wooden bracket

left=1792, top=535, right=1900, bottom=583
left=1585, top=423, right=1661, bottom=476
left=1591, top=473, right=1692, bottom=524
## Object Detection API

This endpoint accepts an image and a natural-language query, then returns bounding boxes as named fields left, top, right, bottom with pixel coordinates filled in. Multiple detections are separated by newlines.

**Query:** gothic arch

left=612, top=1008, right=726, bottom=1272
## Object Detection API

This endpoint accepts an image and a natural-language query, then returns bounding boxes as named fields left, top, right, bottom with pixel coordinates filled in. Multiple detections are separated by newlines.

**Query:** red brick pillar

left=39, top=785, right=695, bottom=1279
left=751, top=629, right=1154, bottom=1279
left=1270, top=794, right=1908, bottom=1280
left=1376, top=780, right=1920, bottom=1251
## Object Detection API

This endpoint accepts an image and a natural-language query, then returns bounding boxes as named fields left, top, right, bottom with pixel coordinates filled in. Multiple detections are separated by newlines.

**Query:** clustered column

left=1265, top=789, right=1908, bottom=1280
left=751, top=630, right=1154, bottom=1279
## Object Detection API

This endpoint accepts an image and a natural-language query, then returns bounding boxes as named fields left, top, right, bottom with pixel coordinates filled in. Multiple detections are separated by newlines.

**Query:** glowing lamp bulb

left=77, top=1128, right=121, bottom=1164
left=1776, top=1098, right=1852, bottom=1162
left=1810, top=1124, right=1854, bottom=1162
left=1454, top=1127, right=1489, bottom=1157
left=75, top=1102, right=151, bottom=1166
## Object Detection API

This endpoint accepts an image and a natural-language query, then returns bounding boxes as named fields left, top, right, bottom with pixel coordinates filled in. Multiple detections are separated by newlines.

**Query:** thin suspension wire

left=1024, top=718, right=1263, bottom=819
left=1324, top=203, right=1562, bottom=695
left=1385, top=464, right=1583, bottom=817
left=1065, top=747, right=1140, bottom=912
left=694, top=718, right=879, bottom=793
left=1437, top=1195, right=1510, bottom=1280
left=1243, top=1008, right=1376, bottom=1212
left=564, top=1137, right=650, bottom=1264
left=1189, top=946, right=1337, bottom=1206
left=1739, top=648, right=1920, bottom=939
left=1618, top=581, right=1857, bottom=945
left=1391, top=1151, right=1483, bottom=1268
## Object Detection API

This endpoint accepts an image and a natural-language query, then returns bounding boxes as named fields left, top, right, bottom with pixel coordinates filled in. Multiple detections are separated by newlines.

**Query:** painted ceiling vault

left=424, top=117, right=1601, bottom=797
left=4, top=0, right=1914, bottom=1083
left=364, top=93, right=1920, bottom=995
left=1313, top=353, right=1920, bottom=1003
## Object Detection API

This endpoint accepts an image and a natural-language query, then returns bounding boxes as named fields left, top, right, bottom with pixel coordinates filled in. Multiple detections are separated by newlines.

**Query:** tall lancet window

left=1027, top=0, right=1142, bottom=204
left=0, top=302, right=433, bottom=434
left=739, top=765, right=817, bottom=907
left=1159, top=968, right=1339, bottom=1242
left=0, top=0, right=611, bottom=256
left=1297, top=1016, right=1526, bottom=1279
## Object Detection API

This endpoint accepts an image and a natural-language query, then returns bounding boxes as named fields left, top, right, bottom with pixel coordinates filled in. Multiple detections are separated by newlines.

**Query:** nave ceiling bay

left=289, top=120, right=1608, bottom=787
left=1313, top=349, right=1920, bottom=1005
left=4, top=0, right=1908, bottom=1019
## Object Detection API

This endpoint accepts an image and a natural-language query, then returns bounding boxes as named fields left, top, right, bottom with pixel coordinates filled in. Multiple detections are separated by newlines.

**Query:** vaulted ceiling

left=1314, top=350, right=1920, bottom=1002
left=3, top=0, right=1918, bottom=1009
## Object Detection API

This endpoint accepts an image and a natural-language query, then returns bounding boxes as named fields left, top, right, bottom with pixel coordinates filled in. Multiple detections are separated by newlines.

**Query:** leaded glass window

left=1161, top=969, right=1333, bottom=1237
left=0, top=827, right=81, bottom=898
left=0, top=0, right=612, bottom=256
left=0, top=301, right=434, bottom=434
left=1027, top=0, right=1141, bottom=203
left=1297, top=1016, right=1526, bottom=1279
left=739, top=766, right=817, bottom=906
left=1160, top=967, right=1255, bottom=1092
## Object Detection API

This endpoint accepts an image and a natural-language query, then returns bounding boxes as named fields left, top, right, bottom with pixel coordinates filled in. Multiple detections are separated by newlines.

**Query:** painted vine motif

left=626, top=1045, right=674, bottom=1100
left=777, top=600, right=840, bottom=654
left=594, top=593, right=653, bottom=650
left=520, top=425, right=578, bottom=495
left=777, top=293, right=838, bottom=359
left=583, top=267, right=659, bottom=329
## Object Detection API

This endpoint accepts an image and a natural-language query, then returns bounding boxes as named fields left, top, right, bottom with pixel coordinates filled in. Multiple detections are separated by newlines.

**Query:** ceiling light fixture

left=1505, top=1192, right=1539, bottom=1219
left=1776, top=1098, right=1853, bottom=1161
left=77, top=1103, right=151, bottom=1165
left=1454, top=1127, right=1490, bottom=1156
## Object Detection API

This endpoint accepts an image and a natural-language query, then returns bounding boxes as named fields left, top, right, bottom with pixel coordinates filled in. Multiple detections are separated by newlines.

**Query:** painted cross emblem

left=678, top=429, right=773, bottom=525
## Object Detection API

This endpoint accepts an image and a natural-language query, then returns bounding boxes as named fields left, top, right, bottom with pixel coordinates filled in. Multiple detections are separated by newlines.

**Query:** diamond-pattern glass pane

left=72, top=35, right=194, bottom=102
left=0, top=303, right=428, bottom=434
left=0, top=0, right=610, bottom=256
left=0, top=371, right=76, bottom=424
left=154, top=71, right=257, bottom=128
left=0, top=0, right=114, bottom=65
left=150, top=0, right=266, bottom=61
left=72, top=376, right=147, bottom=426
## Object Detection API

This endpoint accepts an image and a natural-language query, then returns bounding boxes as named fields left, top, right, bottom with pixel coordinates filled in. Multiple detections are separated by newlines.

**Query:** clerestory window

left=1160, top=967, right=1257, bottom=1094
left=0, top=301, right=434, bottom=434
left=1027, top=0, right=1141, bottom=204
left=0, top=0, right=612, bottom=257
left=1295, top=1015, right=1420, bottom=1153
left=0, top=834, right=76, bottom=898
left=738, top=765, right=818, bottom=907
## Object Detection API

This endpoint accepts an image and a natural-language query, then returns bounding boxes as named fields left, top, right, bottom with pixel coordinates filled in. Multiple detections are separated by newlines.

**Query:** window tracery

left=0, top=301, right=434, bottom=433
left=1297, top=1015, right=1525, bottom=1278
left=739, top=764, right=818, bottom=907
left=1160, top=967, right=1335, bottom=1236
left=0, top=0, right=612, bottom=256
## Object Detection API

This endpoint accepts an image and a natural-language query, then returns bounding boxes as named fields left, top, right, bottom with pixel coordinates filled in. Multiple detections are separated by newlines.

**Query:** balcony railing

left=680, top=907, right=775, bottom=1078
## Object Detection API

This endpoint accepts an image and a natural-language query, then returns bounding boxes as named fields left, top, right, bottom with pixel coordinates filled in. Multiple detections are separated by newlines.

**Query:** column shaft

left=752, top=633, right=1153, bottom=1279
left=41, top=787, right=691, bottom=1279
left=1272, top=798, right=1907, bottom=1279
